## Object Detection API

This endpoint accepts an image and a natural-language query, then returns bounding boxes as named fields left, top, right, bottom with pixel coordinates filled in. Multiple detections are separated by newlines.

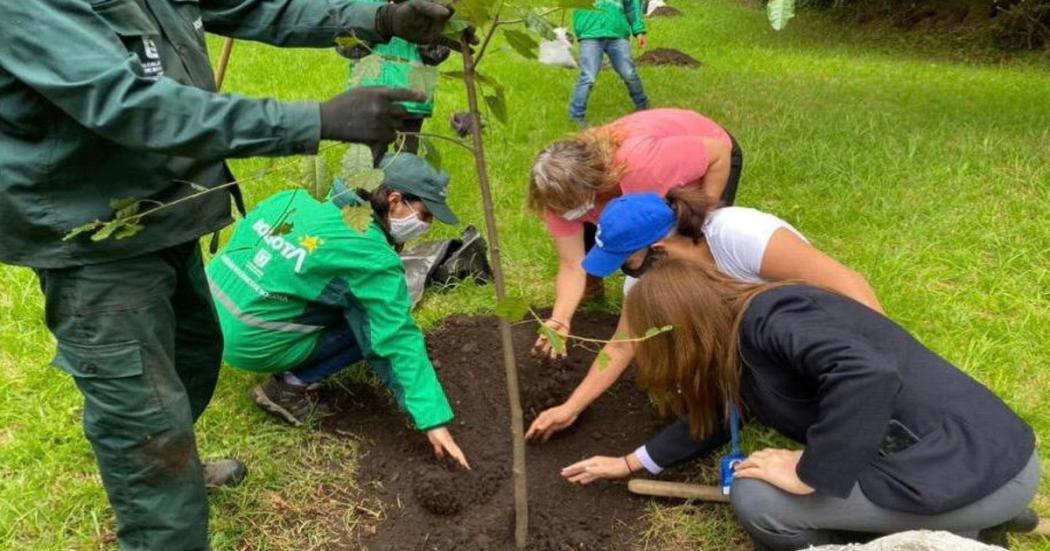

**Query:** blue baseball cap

left=582, top=193, right=675, bottom=277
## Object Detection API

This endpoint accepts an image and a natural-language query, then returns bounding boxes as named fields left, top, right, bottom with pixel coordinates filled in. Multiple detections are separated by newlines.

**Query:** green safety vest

left=206, top=190, right=454, bottom=430
left=0, top=0, right=381, bottom=268
left=573, top=0, right=647, bottom=41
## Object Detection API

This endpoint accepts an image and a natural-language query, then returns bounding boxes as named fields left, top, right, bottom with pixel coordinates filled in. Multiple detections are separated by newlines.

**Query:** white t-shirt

left=623, top=207, right=807, bottom=293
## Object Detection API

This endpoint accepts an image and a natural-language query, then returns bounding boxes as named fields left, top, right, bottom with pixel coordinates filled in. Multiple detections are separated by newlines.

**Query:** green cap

left=379, top=153, right=459, bottom=225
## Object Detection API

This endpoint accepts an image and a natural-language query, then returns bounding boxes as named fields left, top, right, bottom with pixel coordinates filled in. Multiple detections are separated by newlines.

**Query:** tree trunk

left=460, top=39, right=529, bottom=549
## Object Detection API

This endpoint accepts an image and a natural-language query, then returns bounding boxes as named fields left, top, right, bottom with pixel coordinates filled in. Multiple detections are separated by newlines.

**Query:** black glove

left=376, top=0, right=448, bottom=44
left=449, top=111, right=482, bottom=138
left=417, top=44, right=452, bottom=66
left=376, top=0, right=475, bottom=50
left=319, top=87, right=424, bottom=154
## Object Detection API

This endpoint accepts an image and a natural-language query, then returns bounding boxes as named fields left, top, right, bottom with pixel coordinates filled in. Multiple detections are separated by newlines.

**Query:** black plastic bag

left=400, top=225, right=493, bottom=306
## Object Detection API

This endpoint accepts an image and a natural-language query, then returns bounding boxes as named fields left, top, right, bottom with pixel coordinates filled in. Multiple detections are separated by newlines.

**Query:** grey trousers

left=730, top=452, right=1041, bottom=551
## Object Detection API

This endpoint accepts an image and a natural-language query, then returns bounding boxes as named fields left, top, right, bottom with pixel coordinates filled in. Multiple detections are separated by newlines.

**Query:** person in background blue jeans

left=570, top=0, right=650, bottom=126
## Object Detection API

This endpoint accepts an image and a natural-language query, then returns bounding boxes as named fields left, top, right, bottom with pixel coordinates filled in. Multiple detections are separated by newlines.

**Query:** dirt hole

left=325, top=312, right=674, bottom=550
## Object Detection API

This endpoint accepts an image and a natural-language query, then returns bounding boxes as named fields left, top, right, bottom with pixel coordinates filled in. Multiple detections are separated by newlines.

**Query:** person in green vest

left=570, top=0, right=650, bottom=126
left=0, top=0, right=464, bottom=548
left=339, top=0, right=452, bottom=154
left=207, top=153, right=469, bottom=469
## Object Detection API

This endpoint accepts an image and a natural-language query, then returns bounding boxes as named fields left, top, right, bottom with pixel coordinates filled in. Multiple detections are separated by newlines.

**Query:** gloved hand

left=375, top=0, right=476, bottom=50
left=417, top=44, right=452, bottom=66
left=319, top=87, right=424, bottom=155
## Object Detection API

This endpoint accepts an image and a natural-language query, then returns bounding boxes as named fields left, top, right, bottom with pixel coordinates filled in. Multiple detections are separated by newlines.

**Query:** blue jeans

left=569, top=38, right=649, bottom=121
left=288, top=323, right=363, bottom=385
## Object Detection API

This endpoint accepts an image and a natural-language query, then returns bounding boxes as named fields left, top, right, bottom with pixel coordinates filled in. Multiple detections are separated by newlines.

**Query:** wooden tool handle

left=627, top=479, right=730, bottom=503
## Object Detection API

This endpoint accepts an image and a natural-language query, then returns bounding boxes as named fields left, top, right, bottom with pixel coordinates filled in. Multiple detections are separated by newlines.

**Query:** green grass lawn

left=2, top=1, right=1049, bottom=549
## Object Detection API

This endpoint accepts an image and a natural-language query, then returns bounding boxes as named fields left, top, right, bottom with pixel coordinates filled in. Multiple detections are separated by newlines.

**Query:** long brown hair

left=527, top=125, right=628, bottom=214
left=624, top=258, right=786, bottom=439
left=665, top=186, right=719, bottom=242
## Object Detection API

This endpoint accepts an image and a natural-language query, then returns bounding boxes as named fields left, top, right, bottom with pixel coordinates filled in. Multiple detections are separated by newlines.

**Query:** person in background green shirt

left=339, top=0, right=453, bottom=154
left=0, top=0, right=464, bottom=548
left=207, top=153, right=469, bottom=469
left=570, top=0, right=650, bottom=126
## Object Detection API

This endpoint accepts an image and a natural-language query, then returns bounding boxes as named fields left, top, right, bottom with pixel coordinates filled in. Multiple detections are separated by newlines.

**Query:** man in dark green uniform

left=0, top=0, right=464, bottom=548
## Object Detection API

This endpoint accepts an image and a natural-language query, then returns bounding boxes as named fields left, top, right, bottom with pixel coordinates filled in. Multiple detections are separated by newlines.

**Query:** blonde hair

left=625, top=258, right=788, bottom=439
left=527, top=125, right=628, bottom=214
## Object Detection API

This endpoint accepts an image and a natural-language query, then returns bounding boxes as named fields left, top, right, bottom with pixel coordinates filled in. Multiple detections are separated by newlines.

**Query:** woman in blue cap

left=527, top=188, right=881, bottom=441
left=562, top=258, right=1038, bottom=550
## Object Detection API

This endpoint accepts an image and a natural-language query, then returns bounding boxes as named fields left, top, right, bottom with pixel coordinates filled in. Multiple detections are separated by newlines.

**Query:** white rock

left=808, top=530, right=1004, bottom=551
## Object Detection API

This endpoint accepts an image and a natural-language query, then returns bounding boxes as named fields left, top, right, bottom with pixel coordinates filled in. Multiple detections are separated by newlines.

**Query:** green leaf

left=502, top=29, right=539, bottom=60
left=335, top=35, right=365, bottom=49
left=473, top=70, right=504, bottom=94
left=642, top=324, right=674, bottom=339
left=340, top=144, right=385, bottom=193
left=455, top=0, right=499, bottom=28
left=442, top=70, right=468, bottom=81
left=441, top=13, right=474, bottom=44
left=596, top=350, right=611, bottom=370
left=109, top=197, right=144, bottom=221
left=349, top=54, right=383, bottom=88
left=91, top=219, right=124, bottom=242
left=300, top=156, right=331, bottom=201
left=113, top=221, right=145, bottom=240
left=555, top=0, right=594, bottom=9
left=767, top=0, right=796, bottom=31
left=341, top=205, right=373, bottom=233
left=493, top=296, right=529, bottom=322
left=420, top=137, right=443, bottom=170
left=63, top=220, right=105, bottom=242
left=484, top=92, right=508, bottom=124
left=408, top=64, right=439, bottom=98
left=537, top=324, right=567, bottom=356
left=272, top=221, right=295, bottom=236
left=519, top=8, right=556, bottom=41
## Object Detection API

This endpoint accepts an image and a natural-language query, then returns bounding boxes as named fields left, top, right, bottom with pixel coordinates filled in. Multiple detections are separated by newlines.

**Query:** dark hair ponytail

left=666, top=186, right=717, bottom=243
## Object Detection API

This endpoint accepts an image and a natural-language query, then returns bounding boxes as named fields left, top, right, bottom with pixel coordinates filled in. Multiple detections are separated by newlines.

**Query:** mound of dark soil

left=326, top=312, right=671, bottom=550
left=637, top=48, right=701, bottom=68
left=650, top=6, right=683, bottom=17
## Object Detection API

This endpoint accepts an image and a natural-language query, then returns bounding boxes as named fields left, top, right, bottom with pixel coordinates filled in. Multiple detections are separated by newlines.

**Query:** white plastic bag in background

left=646, top=0, right=666, bottom=16
left=539, top=27, right=577, bottom=69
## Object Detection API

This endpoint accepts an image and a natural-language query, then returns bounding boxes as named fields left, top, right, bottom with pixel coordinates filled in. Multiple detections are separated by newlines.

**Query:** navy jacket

left=643, top=285, right=1034, bottom=515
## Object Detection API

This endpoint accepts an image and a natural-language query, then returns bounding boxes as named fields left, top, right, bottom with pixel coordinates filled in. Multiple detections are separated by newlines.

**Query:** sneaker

left=977, top=508, right=1039, bottom=548
left=572, top=118, right=591, bottom=130
left=203, top=459, right=247, bottom=489
left=250, top=376, right=333, bottom=426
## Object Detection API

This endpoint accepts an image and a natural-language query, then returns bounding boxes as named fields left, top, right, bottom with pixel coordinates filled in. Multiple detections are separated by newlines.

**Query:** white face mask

left=562, top=198, right=595, bottom=221
left=389, top=202, right=431, bottom=244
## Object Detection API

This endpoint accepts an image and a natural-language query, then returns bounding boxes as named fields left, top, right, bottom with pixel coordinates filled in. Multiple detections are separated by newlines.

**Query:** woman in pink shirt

left=527, top=108, right=742, bottom=357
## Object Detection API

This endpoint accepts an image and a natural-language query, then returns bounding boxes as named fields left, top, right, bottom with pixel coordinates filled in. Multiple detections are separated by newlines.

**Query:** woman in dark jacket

left=561, top=258, right=1039, bottom=550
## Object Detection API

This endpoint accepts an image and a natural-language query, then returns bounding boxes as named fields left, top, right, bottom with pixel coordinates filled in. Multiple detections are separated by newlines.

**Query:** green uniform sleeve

left=0, top=0, right=319, bottom=160
left=327, top=234, right=453, bottom=430
left=200, top=0, right=383, bottom=46
left=625, top=0, right=646, bottom=35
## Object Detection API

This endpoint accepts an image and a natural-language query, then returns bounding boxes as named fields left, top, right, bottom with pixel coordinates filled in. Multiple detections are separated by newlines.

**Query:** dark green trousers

left=36, top=241, right=222, bottom=550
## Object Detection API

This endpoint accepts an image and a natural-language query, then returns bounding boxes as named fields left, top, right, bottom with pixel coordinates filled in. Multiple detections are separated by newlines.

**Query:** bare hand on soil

left=427, top=427, right=471, bottom=470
